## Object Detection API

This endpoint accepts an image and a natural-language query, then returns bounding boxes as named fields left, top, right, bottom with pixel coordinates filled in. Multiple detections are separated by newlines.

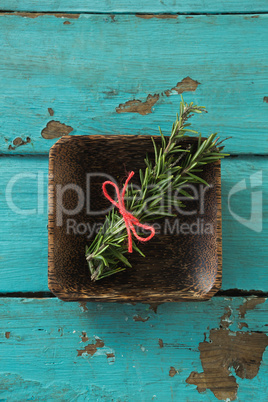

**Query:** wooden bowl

left=48, top=135, right=222, bottom=302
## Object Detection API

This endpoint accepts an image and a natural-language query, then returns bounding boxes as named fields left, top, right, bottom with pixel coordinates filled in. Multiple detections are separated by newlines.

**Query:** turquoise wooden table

left=0, top=1, right=268, bottom=400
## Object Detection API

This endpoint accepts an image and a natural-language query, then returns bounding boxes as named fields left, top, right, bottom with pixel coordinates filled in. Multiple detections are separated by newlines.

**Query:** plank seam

left=0, top=290, right=267, bottom=298
left=0, top=11, right=268, bottom=16
left=1, top=154, right=268, bottom=158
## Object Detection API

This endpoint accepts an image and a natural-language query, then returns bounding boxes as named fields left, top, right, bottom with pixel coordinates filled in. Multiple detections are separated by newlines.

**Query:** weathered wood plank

left=0, top=297, right=267, bottom=401
left=1, top=1, right=268, bottom=13
left=0, top=156, right=49, bottom=292
left=222, top=157, right=267, bottom=292
left=0, top=156, right=267, bottom=292
left=0, top=14, right=268, bottom=155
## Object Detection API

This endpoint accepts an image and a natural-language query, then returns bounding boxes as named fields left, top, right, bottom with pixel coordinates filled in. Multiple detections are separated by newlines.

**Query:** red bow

left=102, top=171, right=155, bottom=253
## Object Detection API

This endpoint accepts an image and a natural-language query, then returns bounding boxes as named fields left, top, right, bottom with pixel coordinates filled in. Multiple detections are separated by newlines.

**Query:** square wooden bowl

left=48, top=135, right=222, bottom=302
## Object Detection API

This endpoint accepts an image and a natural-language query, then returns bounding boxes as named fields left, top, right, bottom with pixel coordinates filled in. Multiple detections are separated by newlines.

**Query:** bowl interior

left=48, top=135, right=222, bottom=302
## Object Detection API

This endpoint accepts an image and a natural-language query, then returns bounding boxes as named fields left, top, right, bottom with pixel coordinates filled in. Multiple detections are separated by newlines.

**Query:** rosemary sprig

left=85, top=97, right=228, bottom=281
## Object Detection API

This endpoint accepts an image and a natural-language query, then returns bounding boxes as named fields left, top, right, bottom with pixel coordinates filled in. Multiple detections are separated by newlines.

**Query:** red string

left=102, top=171, right=155, bottom=253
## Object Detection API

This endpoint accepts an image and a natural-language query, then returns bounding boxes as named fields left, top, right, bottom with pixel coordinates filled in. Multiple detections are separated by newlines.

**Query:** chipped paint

left=220, top=306, right=232, bottom=329
left=63, top=21, right=71, bottom=25
left=238, top=297, right=266, bottom=318
left=1, top=12, right=79, bottom=19
left=133, top=315, right=149, bottom=322
left=263, top=96, right=268, bottom=103
left=186, top=303, right=268, bottom=401
left=77, top=336, right=115, bottom=365
left=8, top=137, right=31, bottom=150
left=79, top=302, right=88, bottom=312
left=77, top=337, right=104, bottom=357
left=149, top=303, right=162, bottom=313
left=106, top=352, right=115, bottom=364
left=41, top=120, right=73, bottom=139
left=5, top=332, right=10, bottom=339
left=136, top=14, right=178, bottom=20
left=165, top=76, right=200, bottom=96
left=48, top=108, right=54, bottom=116
left=106, top=352, right=115, bottom=365
left=187, top=329, right=268, bottom=400
left=238, top=322, right=249, bottom=329
left=80, top=332, right=89, bottom=343
left=116, top=94, right=159, bottom=115
left=158, top=339, right=164, bottom=348
left=116, top=77, right=200, bottom=115
left=169, top=367, right=177, bottom=377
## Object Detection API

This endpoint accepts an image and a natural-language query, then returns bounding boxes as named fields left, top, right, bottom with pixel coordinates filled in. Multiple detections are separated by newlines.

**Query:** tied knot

left=102, top=171, right=155, bottom=253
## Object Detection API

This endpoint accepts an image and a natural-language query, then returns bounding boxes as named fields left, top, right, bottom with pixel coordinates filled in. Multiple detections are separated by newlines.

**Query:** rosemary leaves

left=85, top=98, right=228, bottom=281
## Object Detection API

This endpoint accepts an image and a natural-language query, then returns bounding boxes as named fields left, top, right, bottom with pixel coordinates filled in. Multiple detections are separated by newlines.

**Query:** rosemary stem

left=85, top=98, right=228, bottom=281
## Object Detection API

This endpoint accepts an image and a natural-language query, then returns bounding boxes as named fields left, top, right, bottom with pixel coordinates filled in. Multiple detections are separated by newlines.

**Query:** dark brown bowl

left=48, top=135, right=222, bottom=302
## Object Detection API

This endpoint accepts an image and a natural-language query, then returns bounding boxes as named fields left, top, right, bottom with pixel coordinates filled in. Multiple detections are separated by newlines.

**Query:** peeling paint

left=106, top=352, right=115, bottom=365
left=8, top=136, right=31, bottom=150
left=149, top=303, right=162, bottom=313
left=165, top=77, right=200, bottom=96
left=220, top=306, right=232, bottom=329
left=186, top=302, right=268, bottom=401
left=77, top=338, right=104, bottom=357
left=169, top=367, right=177, bottom=377
left=116, top=94, right=159, bottom=115
left=5, top=332, right=10, bottom=339
left=238, top=297, right=266, bottom=318
left=187, top=329, right=268, bottom=400
left=238, top=322, right=249, bottom=329
left=79, top=302, right=88, bottom=312
left=136, top=14, right=178, bottom=20
left=133, top=315, right=149, bottom=322
left=1, top=12, right=79, bottom=19
left=80, top=332, right=89, bottom=343
left=77, top=336, right=115, bottom=365
left=116, top=77, right=200, bottom=115
left=41, top=120, right=73, bottom=139
left=263, top=96, right=268, bottom=103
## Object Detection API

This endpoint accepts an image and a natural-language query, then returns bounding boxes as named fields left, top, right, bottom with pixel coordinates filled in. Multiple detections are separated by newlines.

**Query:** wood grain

left=1, top=5, right=267, bottom=402
left=1, top=1, right=268, bottom=13
left=0, top=155, right=267, bottom=293
left=0, top=297, right=267, bottom=401
left=0, top=14, right=268, bottom=155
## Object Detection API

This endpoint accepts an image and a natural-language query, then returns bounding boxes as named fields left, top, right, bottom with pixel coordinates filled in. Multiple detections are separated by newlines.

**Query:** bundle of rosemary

left=85, top=98, right=228, bottom=281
